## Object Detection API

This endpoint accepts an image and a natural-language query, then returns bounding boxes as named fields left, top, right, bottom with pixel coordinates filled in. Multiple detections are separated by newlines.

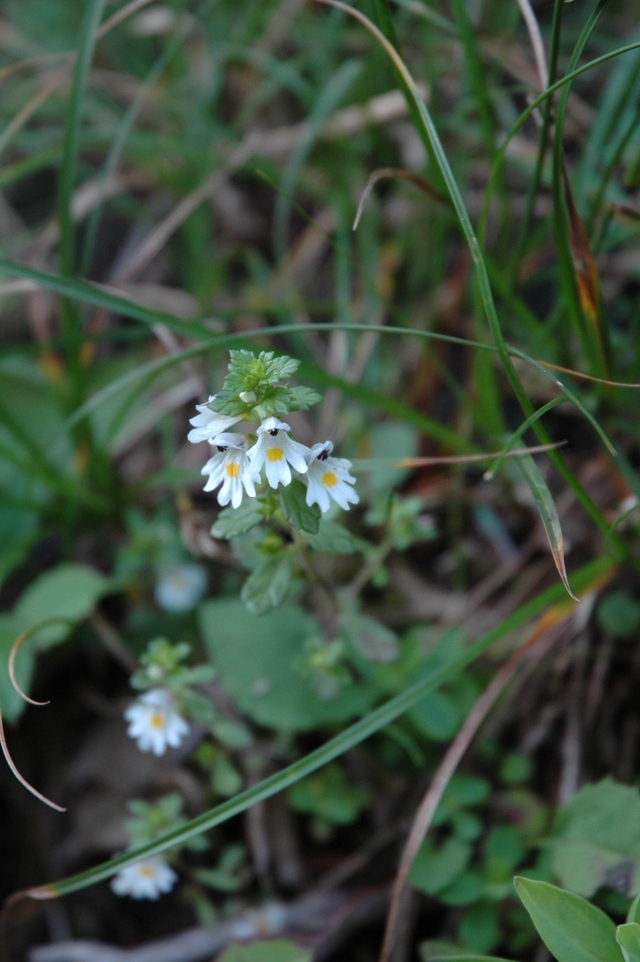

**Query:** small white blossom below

left=305, top=441, right=359, bottom=513
left=154, top=563, right=207, bottom=612
left=111, top=857, right=178, bottom=900
left=247, top=417, right=310, bottom=488
left=201, top=433, right=260, bottom=508
left=125, top=688, right=190, bottom=756
left=187, top=396, right=244, bottom=444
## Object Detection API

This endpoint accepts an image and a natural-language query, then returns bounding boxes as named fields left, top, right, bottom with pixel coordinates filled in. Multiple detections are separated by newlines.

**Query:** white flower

left=125, top=688, right=190, bottom=756
left=247, top=417, right=310, bottom=488
left=154, top=563, right=207, bottom=612
left=111, top=857, right=178, bottom=900
left=201, top=433, right=260, bottom=508
left=305, top=441, right=359, bottom=513
left=187, top=396, right=245, bottom=444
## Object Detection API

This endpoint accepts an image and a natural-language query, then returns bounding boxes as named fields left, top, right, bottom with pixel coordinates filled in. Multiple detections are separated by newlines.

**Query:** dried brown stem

left=378, top=607, right=578, bottom=962
left=0, top=705, right=65, bottom=812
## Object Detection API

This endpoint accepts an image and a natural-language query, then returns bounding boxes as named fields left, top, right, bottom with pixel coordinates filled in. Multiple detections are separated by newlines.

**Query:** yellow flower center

left=321, top=471, right=337, bottom=487
left=139, top=865, right=155, bottom=877
left=266, top=447, right=284, bottom=462
left=225, top=462, right=240, bottom=478
left=149, top=712, right=165, bottom=729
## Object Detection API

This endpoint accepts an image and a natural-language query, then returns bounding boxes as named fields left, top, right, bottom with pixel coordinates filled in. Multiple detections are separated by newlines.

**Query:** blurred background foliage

left=1, top=0, right=640, bottom=959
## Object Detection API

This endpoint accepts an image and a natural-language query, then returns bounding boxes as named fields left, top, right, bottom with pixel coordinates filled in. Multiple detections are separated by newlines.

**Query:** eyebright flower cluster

left=111, top=856, right=178, bottom=900
left=125, top=688, right=190, bottom=756
left=187, top=352, right=358, bottom=514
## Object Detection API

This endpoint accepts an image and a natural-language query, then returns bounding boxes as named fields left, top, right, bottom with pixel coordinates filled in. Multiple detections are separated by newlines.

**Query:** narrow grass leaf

left=515, top=454, right=578, bottom=600
left=481, top=41, right=640, bottom=244
left=57, top=0, right=108, bottom=275
left=484, top=399, right=566, bottom=480
left=561, top=161, right=607, bottom=369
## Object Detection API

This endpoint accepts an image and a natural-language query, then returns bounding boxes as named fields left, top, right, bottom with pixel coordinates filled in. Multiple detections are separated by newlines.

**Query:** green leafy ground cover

left=1, top=0, right=640, bottom=959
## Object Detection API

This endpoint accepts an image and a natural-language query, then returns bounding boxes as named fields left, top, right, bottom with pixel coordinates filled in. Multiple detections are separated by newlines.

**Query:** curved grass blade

left=0, top=261, right=620, bottom=464
left=0, top=255, right=620, bottom=465
left=274, top=58, right=361, bottom=258
left=81, top=25, right=190, bottom=276
left=16, top=554, right=612, bottom=901
left=58, top=0, right=108, bottom=276
left=353, top=167, right=447, bottom=230
left=515, top=453, right=578, bottom=601
left=9, top=619, right=74, bottom=707
left=484, top=398, right=566, bottom=480
left=509, top=0, right=565, bottom=278
left=551, top=3, right=611, bottom=377
left=348, top=441, right=564, bottom=470
left=509, top=346, right=617, bottom=457
left=0, top=259, right=198, bottom=337
left=480, top=40, right=640, bottom=244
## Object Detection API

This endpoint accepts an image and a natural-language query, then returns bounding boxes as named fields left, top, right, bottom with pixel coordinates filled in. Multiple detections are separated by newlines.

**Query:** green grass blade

left=551, top=1, right=610, bottom=372
left=449, top=0, right=497, bottom=160
left=481, top=41, right=640, bottom=244
left=57, top=0, right=108, bottom=277
left=80, top=25, right=188, bottom=277
left=485, top=398, right=566, bottom=480
left=515, top=453, right=578, bottom=600
left=509, top=0, right=565, bottom=278
left=273, top=57, right=361, bottom=259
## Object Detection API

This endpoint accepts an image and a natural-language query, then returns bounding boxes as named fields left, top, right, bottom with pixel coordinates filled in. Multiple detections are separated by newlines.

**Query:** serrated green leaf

left=515, top=877, right=623, bottom=962
left=228, top=349, right=260, bottom=374
left=226, top=350, right=300, bottom=392
left=288, top=386, right=323, bottom=411
left=206, top=391, right=250, bottom=417
left=617, top=924, right=640, bottom=962
left=301, top=519, right=359, bottom=554
left=211, top=500, right=265, bottom=540
left=342, top=611, right=399, bottom=663
left=264, top=354, right=300, bottom=382
left=240, top=552, right=293, bottom=615
left=258, top=385, right=293, bottom=417
left=280, top=480, right=321, bottom=534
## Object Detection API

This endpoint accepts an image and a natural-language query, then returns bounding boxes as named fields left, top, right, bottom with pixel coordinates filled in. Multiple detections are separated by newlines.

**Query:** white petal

left=265, top=456, right=291, bottom=488
left=257, top=417, right=290, bottom=434
left=283, top=436, right=311, bottom=473
left=306, top=474, right=331, bottom=513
